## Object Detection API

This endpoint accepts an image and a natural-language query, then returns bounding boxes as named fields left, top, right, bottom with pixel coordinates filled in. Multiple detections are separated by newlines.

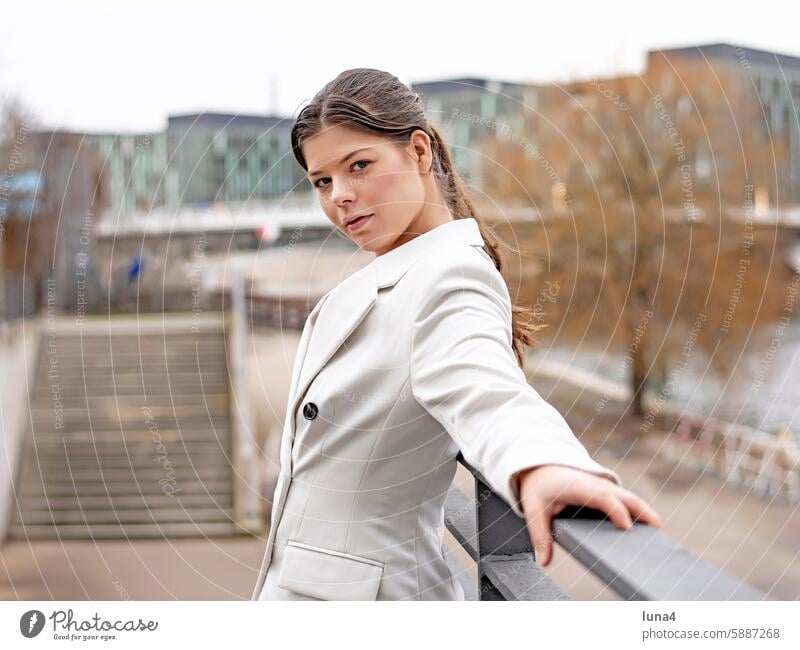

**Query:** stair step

left=15, top=507, right=234, bottom=525
left=32, top=399, right=229, bottom=413
left=32, top=410, right=229, bottom=418
left=36, top=383, right=230, bottom=393
left=30, top=437, right=230, bottom=448
left=38, top=370, right=229, bottom=378
left=30, top=410, right=230, bottom=421
left=30, top=428, right=230, bottom=440
left=39, top=348, right=228, bottom=358
left=43, top=339, right=225, bottom=344
left=33, top=388, right=229, bottom=399
left=19, top=479, right=233, bottom=496
left=31, top=431, right=231, bottom=441
left=16, top=494, right=234, bottom=510
left=25, top=442, right=231, bottom=454
left=32, top=387, right=230, bottom=398
left=35, top=367, right=227, bottom=375
left=28, top=453, right=233, bottom=468
left=32, top=398, right=229, bottom=413
left=37, top=360, right=227, bottom=368
left=39, top=344, right=227, bottom=353
left=38, top=364, right=229, bottom=376
left=8, top=522, right=243, bottom=539
left=33, top=383, right=229, bottom=395
left=38, top=340, right=226, bottom=350
left=35, top=385, right=229, bottom=394
left=34, top=365, right=228, bottom=380
left=21, top=466, right=233, bottom=483
left=33, top=412, right=230, bottom=428
left=31, top=431, right=230, bottom=440
left=32, top=424, right=231, bottom=440
left=41, top=332, right=224, bottom=341
left=32, top=410, right=230, bottom=420
left=47, top=333, right=224, bottom=341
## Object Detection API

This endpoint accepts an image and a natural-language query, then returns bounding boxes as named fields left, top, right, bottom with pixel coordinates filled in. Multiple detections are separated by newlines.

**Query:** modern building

left=86, top=130, right=167, bottom=215
left=163, top=112, right=305, bottom=207
left=411, top=77, right=540, bottom=189
left=646, top=43, right=800, bottom=205
left=0, top=130, right=104, bottom=316
left=85, top=112, right=307, bottom=216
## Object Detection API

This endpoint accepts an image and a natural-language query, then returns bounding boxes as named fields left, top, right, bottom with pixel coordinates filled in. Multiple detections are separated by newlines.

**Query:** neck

left=375, top=190, right=454, bottom=257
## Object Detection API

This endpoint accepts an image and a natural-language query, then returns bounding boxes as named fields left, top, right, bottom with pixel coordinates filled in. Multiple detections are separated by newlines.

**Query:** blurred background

left=1, top=0, right=799, bottom=600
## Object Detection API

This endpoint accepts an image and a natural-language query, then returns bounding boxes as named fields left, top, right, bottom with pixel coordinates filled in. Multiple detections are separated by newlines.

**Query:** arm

left=408, top=246, right=622, bottom=519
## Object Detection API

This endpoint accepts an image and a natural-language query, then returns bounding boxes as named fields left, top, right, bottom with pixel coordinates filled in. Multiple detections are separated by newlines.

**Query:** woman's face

left=302, top=123, right=430, bottom=256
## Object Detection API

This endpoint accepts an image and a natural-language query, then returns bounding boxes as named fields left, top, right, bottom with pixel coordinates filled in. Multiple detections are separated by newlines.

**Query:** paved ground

left=1, top=342, right=797, bottom=601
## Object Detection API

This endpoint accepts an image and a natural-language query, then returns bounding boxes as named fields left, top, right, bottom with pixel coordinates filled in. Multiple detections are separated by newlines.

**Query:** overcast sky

left=2, top=0, right=798, bottom=133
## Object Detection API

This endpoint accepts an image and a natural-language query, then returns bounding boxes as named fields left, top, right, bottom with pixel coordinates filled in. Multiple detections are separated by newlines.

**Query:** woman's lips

left=346, top=213, right=372, bottom=232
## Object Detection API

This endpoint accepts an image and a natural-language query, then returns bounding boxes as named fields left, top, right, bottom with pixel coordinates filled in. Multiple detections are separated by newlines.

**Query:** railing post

left=228, top=271, right=261, bottom=533
left=469, top=459, right=532, bottom=601
left=455, top=454, right=572, bottom=600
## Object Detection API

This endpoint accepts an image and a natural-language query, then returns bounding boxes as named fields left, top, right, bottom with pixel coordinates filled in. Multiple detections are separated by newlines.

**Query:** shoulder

left=406, top=242, right=494, bottom=281
left=408, top=242, right=506, bottom=289
left=404, top=243, right=512, bottom=315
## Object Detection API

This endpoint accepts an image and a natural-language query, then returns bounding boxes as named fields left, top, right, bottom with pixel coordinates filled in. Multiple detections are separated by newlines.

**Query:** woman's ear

left=409, top=129, right=433, bottom=173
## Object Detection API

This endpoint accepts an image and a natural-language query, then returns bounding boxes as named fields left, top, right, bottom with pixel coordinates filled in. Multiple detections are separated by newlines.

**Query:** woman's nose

left=330, top=178, right=356, bottom=206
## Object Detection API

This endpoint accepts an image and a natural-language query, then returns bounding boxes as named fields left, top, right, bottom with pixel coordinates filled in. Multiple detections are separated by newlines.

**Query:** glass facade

left=86, top=113, right=306, bottom=215
left=87, top=131, right=167, bottom=214
left=411, top=78, right=536, bottom=190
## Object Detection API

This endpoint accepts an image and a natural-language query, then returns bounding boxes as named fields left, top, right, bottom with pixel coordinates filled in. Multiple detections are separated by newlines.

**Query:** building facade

left=648, top=43, right=800, bottom=205
left=85, top=112, right=307, bottom=216
left=411, top=77, right=540, bottom=189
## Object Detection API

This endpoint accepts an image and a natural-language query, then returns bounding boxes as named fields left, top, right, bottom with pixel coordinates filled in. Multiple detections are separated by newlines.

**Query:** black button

left=302, top=402, right=319, bottom=420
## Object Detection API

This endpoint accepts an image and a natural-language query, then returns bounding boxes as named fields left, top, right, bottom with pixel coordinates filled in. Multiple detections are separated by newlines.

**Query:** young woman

left=252, top=68, right=662, bottom=601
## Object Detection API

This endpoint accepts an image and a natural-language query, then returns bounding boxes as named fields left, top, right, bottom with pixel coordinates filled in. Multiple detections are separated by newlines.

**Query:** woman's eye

left=311, top=160, right=369, bottom=189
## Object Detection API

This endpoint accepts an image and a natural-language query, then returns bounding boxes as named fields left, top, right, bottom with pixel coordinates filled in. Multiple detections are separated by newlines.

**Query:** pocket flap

left=277, top=540, right=384, bottom=600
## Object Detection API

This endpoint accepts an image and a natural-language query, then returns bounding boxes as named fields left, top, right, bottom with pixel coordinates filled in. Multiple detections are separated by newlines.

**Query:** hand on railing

left=516, top=465, right=663, bottom=566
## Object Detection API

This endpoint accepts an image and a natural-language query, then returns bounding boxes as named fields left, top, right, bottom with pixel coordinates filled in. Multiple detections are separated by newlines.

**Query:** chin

left=351, top=226, right=391, bottom=253
left=358, top=240, right=385, bottom=254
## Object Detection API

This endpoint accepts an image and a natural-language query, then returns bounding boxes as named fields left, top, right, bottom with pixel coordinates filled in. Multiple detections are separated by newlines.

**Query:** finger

left=619, top=491, right=663, bottom=528
left=585, top=491, right=632, bottom=530
left=525, top=507, right=555, bottom=566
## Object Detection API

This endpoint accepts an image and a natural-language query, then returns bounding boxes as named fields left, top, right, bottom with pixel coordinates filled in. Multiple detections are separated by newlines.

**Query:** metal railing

left=445, top=454, right=767, bottom=601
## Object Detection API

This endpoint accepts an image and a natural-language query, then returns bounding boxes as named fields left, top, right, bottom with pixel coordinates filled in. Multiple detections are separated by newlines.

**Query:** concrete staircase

left=10, top=315, right=241, bottom=539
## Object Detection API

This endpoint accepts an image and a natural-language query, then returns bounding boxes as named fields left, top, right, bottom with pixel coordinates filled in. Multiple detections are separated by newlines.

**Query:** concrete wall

left=0, top=319, right=40, bottom=544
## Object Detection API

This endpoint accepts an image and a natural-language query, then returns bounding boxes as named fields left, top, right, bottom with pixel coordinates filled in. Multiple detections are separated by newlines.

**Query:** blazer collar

left=286, top=217, right=485, bottom=446
left=373, top=216, right=485, bottom=288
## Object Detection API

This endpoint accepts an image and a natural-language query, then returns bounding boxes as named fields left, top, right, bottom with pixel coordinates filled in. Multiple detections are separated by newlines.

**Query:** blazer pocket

left=277, top=540, right=384, bottom=600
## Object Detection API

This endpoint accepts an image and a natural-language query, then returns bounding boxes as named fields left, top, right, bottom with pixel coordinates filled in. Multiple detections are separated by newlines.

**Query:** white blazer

left=252, top=216, right=622, bottom=601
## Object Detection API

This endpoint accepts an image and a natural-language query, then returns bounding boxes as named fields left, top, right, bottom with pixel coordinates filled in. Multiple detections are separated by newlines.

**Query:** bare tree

left=0, top=93, right=38, bottom=147
left=481, top=57, right=795, bottom=420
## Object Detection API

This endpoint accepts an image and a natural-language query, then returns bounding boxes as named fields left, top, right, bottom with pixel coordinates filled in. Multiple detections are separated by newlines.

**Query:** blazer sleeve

left=408, top=245, right=623, bottom=519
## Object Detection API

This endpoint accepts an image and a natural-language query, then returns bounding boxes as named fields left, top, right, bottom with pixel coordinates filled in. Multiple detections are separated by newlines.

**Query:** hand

left=516, top=464, right=663, bottom=567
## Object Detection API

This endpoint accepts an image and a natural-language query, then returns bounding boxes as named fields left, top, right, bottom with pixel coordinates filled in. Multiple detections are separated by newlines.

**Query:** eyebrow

left=307, top=147, right=373, bottom=179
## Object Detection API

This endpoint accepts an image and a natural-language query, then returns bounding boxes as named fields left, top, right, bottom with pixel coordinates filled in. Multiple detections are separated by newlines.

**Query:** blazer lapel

left=284, top=294, right=329, bottom=416
left=287, top=263, right=378, bottom=431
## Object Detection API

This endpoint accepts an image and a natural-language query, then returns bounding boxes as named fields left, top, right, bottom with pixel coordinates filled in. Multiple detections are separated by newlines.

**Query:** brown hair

left=290, top=68, right=544, bottom=369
